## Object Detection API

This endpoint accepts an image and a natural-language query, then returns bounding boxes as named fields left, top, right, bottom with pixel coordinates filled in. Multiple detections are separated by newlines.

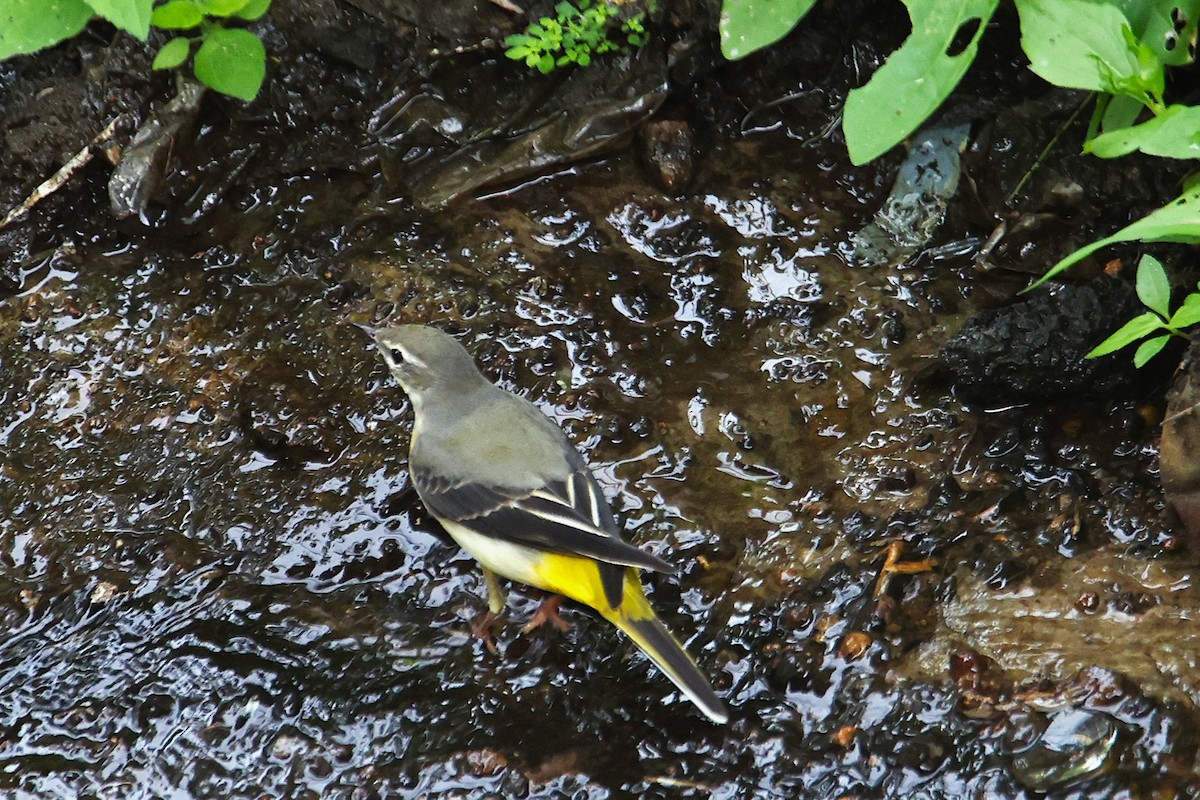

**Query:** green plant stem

left=1004, top=92, right=1093, bottom=206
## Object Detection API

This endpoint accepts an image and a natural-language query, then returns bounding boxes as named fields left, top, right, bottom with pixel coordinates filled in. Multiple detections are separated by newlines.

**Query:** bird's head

left=368, top=324, right=485, bottom=402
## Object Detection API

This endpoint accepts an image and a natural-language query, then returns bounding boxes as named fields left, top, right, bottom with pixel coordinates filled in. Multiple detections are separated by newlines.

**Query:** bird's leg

left=521, top=594, right=571, bottom=634
left=483, top=567, right=508, bottom=613
left=468, top=568, right=508, bottom=654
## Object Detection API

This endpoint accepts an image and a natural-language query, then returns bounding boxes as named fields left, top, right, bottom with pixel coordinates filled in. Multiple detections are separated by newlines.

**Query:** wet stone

left=939, top=277, right=1148, bottom=405
left=637, top=119, right=696, bottom=194
left=1074, top=591, right=1100, bottom=614
left=837, top=631, right=872, bottom=661
left=1160, top=333, right=1200, bottom=544
left=1010, top=708, right=1118, bottom=791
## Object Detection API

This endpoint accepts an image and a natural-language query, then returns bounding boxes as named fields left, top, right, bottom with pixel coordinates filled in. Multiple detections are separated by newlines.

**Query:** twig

left=0, top=115, right=130, bottom=231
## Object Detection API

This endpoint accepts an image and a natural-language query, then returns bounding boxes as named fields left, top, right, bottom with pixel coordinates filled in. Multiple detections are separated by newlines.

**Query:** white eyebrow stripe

left=401, top=349, right=428, bottom=369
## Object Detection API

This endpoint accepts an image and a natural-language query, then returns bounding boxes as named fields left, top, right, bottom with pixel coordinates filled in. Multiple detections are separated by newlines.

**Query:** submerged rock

left=1010, top=708, right=1118, bottom=791
left=850, top=122, right=970, bottom=267
left=406, top=48, right=670, bottom=209
left=637, top=118, right=695, bottom=193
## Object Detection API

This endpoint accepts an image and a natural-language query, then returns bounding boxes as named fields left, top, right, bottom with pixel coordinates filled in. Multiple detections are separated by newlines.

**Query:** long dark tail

left=607, top=611, right=728, bottom=724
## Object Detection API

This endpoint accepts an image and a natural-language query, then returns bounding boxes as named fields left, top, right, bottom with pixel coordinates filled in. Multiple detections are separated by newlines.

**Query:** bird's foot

left=520, top=594, right=571, bottom=634
left=470, top=610, right=500, bottom=654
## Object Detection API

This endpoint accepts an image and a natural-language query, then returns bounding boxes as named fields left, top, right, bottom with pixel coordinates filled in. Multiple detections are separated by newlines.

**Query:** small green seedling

left=151, top=0, right=270, bottom=101
left=504, top=0, right=647, bottom=73
left=1088, top=254, right=1200, bottom=366
left=0, top=0, right=271, bottom=101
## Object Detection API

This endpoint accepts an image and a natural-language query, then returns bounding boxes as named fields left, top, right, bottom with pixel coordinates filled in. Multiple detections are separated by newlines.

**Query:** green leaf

left=151, top=0, right=203, bottom=29
left=843, top=0, right=1000, bottom=165
left=1030, top=183, right=1200, bottom=288
left=1086, top=103, right=1200, bottom=159
left=233, top=0, right=269, bottom=20
left=152, top=35, right=191, bottom=68
left=193, top=0, right=251, bottom=16
left=505, top=44, right=531, bottom=59
left=1136, top=254, right=1171, bottom=316
left=1133, top=333, right=1172, bottom=366
left=83, top=0, right=153, bottom=38
left=1015, top=0, right=1147, bottom=92
left=1169, top=293, right=1200, bottom=328
left=1119, top=0, right=1200, bottom=67
left=0, top=0, right=94, bottom=59
left=1103, top=24, right=1165, bottom=105
left=1086, top=311, right=1165, bottom=357
left=719, top=0, right=818, bottom=60
left=536, top=52, right=554, bottom=72
left=193, top=26, right=265, bottom=100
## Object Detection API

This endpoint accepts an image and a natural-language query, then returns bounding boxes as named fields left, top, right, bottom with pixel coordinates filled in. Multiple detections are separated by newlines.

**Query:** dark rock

left=277, top=0, right=394, bottom=69
left=407, top=47, right=670, bottom=209
left=1160, top=332, right=1200, bottom=543
left=939, top=277, right=1144, bottom=404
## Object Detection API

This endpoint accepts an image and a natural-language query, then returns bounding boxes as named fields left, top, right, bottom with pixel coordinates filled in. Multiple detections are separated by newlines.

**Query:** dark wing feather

left=415, top=470, right=524, bottom=518
left=412, top=463, right=672, bottom=608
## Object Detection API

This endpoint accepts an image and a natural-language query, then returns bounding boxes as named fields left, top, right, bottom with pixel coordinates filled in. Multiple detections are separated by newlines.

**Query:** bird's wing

left=413, top=463, right=673, bottom=606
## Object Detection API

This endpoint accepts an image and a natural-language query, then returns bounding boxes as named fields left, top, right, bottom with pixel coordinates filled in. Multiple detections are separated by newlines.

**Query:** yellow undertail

left=534, top=553, right=728, bottom=723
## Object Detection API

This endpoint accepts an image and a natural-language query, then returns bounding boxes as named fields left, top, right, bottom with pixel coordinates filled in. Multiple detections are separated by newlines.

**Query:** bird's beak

left=349, top=321, right=376, bottom=338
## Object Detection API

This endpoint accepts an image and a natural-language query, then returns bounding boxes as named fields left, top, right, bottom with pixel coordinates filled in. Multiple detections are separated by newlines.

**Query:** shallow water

left=1, top=125, right=1196, bottom=798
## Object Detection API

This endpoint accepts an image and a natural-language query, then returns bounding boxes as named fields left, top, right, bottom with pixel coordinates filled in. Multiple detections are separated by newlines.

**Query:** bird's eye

left=388, top=347, right=405, bottom=363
